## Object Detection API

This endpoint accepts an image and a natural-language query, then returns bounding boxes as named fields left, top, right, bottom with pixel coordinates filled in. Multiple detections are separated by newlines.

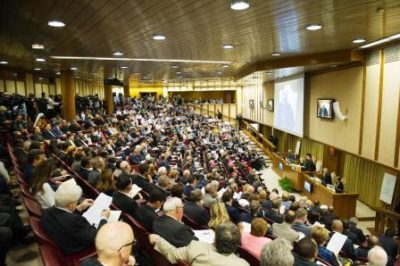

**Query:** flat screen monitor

left=304, top=180, right=313, bottom=193
left=317, top=99, right=334, bottom=119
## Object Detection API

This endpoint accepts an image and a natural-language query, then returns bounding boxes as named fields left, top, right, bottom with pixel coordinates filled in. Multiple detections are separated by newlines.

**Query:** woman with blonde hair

left=168, top=169, right=179, bottom=186
left=208, top=202, right=230, bottom=230
left=96, top=168, right=116, bottom=196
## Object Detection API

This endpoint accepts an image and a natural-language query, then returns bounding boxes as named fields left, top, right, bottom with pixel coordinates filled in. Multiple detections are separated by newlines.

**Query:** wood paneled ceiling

left=0, top=0, right=400, bottom=82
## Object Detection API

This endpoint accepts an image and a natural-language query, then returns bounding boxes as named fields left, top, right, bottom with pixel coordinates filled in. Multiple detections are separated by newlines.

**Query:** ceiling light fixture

left=176, top=71, right=182, bottom=74
left=171, top=65, right=179, bottom=68
left=153, top=34, right=166, bottom=40
left=230, top=0, right=250, bottom=10
left=0, top=61, right=8, bottom=65
left=222, top=64, right=229, bottom=68
left=36, top=58, right=46, bottom=62
left=32, top=43, right=45, bottom=49
left=56, top=72, right=61, bottom=75
left=223, top=44, right=234, bottom=49
left=265, top=71, right=272, bottom=74
left=271, top=52, right=281, bottom=56
left=359, top=33, right=400, bottom=49
left=34, top=67, right=41, bottom=71
left=216, top=71, right=222, bottom=74
left=306, top=24, right=322, bottom=31
left=48, top=20, right=66, bottom=27
left=70, top=67, right=78, bottom=71
left=113, top=51, right=123, bottom=56
left=51, top=56, right=231, bottom=65
left=120, top=66, right=128, bottom=69
left=352, top=38, right=366, bottom=44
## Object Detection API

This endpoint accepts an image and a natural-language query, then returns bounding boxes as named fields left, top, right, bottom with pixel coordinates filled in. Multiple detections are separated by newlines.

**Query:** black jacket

left=152, top=215, right=197, bottom=247
left=136, top=204, right=158, bottom=232
left=183, top=201, right=210, bottom=226
left=112, top=191, right=139, bottom=219
left=41, top=206, right=106, bottom=255
left=264, top=208, right=284, bottom=224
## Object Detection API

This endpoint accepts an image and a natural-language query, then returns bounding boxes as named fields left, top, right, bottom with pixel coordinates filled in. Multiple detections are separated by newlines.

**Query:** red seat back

left=38, top=243, right=65, bottom=266
left=237, top=246, right=260, bottom=266
left=23, top=197, right=43, bottom=218
left=182, top=214, right=209, bottom=230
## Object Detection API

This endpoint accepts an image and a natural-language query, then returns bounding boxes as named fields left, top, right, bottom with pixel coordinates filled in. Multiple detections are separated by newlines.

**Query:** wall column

left=123, top=85, right=130, bottom=98
left=104, top=84, right=113, bottom=115
left=60, top=70, right=76, bottom=121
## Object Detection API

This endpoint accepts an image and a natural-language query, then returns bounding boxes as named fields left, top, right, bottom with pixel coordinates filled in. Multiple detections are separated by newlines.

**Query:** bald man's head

left=95, top=222, right=134, bottom=265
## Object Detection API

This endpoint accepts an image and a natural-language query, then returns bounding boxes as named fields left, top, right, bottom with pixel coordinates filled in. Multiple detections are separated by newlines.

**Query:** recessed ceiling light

left=271, top=53, right=281, bottom=56
left=176, top=71, right=182, bottom=74
left=32, top=43, right=45, bottom=49
left=153, top=34, right=166, bottom=40
left=134, top=72, right=140, bottom=75
left=171, top=65, right=179, bottom=68
left=70, top=67, right=78, bottom=71
left=331, top=64, right=338, bottom=68
left=0, top=61, right=8, bottom=65
left=306, top=24, right=322, bottom=31
left=48, top=20, right=66, bottom=27
left=113, top=51, right=123, bottom=56
left=120, top=66, right=128, bottom=69
left=76, top=76, right=80, bottom=79
left=222, top=64, right=229, bottom=68
left=34, top=67, right=41, bottom=71
left=223, top=44, right=234, bottom=49
left=56, top=72, right=61, bottom=75
left=230, top=0, right=250, bottom=10
left=265, top=71, right=272, bottom=74
left=216, top=71, right=222, bottom=74
left=36, top=58, right=46, bottom=62
left=360, top=33, right=400, bottom=49
left=352, top=38, right=366, bottom=44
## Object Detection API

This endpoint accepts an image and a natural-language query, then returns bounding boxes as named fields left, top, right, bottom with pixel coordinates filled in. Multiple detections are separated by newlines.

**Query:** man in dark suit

left=41, top=181, right=110, bottom=255
left=264, top=198, right=284, bottom=224
left=330, top=220, right=356, bottom=260
left=322, top=168, right=332, bottom=185
left=292, top=208, right=312, bottom=237
left=136, top=188, right=165, bottom=232
left=222, top=190, right=241, bottom=224
left=51, top=122, right=64, bottom=138
left=42, top=124, right=57, bottom=140
left=79, top=157, right=92, bottom=180
left=335, top=177, right=344, bottom=193
left=346, top=217, right=366, bottom=245
left=293, top=237, right=319, bottom=266
left=183, top=189, right=209, bottom=227
left=301, top=153, right=316, bottom=172
left=379, top=228, right=399, bottom=263
left=23, top=149, right=45, bottom=185
left=152, top=197, right=197, bottom=247
left=112, top=174, right=139, bottom=219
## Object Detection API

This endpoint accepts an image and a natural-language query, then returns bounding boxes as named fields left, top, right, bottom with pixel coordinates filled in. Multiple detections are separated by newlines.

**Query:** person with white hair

left=368, top=246, right=388, bottom=266
left=152, top=197, right=196, bottom=247
left=81, top=221, right=136, bottom=266
left=260, top=238, right=294, bottom=266
left=42, top=181, right=110, bottom=255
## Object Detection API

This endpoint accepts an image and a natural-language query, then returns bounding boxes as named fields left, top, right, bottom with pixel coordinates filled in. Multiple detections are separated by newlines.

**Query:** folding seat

left=23, top=196, right=43, bottom=218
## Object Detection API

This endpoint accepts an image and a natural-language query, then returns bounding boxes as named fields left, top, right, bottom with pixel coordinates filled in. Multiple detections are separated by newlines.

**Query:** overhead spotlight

left=34, top=67, right=41, bottom=71
left=230, top=0, right=250, bottom=10
left=271, top=52, right=281, bottom=56
left=113, top=51, right=123, bottom=56
left=133, top=72, right=140, bottom=75
left=216, top=71, right=222, bottom=75
left=352, top=38, right=366, bottom=44
left=56, top=72, right=61, bottom=75
left=120, top=66, right=128, bottom=69
left=0, top=61, right=8, bottom=65
left=153, top=34, right=166, bottom=40
left=70, top=67, right=78, bottom=71
left=223, top=44, right=234, bottom=49
left=306, top=24, right=322, bottom=31
left=32, top=43, right=45, bottom=49
left=171, top=65, right=179, bottom=68
left=331, top=64, right=338, bottom=68
left=176, top=71, right=182, bottom=74
left=222, top=64, right=229, bottom=68
left=48, top=20, right=66, bottom=27
left=36, top=58, right=46, bottom=62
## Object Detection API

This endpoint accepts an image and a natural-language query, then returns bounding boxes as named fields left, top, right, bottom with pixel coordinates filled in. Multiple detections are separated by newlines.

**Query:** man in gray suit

left=271, top=210, right=300, bottom=243
left=149, top=222, right=249, bottom=266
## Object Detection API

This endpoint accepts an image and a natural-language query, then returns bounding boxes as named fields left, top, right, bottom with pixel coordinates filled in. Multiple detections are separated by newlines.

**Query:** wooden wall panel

left=42, top=84, right=49, bottom=96
left=25, top=73, right=34, bottom=95
left=5, top=80, right=15, bottom=94
left=308, top=67, right=363, bottom=154
left=0, top=80, right=4, bottom=92
left=378, top=61, right=400, bottom=166
left=361, top=64, right=380, bottom=159
left=262, top=82, right=274, bottom=126
left=16, top=81, right=25, bottom=95
left=34, top=83, right=41, bottom=97
left=55, top=78, right=61, bottom=95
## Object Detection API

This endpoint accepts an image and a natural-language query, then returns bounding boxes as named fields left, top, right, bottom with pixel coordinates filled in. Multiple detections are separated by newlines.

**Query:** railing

left=372, top=207, right=400, bottom=235
left=242, top=120, right=276, bottom=151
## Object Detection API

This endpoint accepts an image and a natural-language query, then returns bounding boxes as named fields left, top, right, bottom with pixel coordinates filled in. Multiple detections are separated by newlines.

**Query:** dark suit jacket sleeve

left=71, top=215, right=101, bottom=246
left=344, top=239, right=357, bottom=260
left=175, top=225, right=197, bottom=247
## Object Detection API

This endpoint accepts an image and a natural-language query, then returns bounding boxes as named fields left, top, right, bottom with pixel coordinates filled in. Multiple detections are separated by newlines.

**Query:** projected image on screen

left=273, top=76, right=304, bottom=137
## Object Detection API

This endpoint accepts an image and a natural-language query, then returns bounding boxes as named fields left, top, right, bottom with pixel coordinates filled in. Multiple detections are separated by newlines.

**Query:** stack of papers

left=326, top=232, right=347, bottom=255
left=128, top=184, right=142, bottom=198
left=193, top=229, right=215, bottom=244
left=82, top=193, right=121, bottom=227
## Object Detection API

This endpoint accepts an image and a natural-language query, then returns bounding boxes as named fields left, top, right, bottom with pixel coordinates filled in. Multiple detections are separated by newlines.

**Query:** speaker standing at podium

left=335, top=177, right=344, bottom=193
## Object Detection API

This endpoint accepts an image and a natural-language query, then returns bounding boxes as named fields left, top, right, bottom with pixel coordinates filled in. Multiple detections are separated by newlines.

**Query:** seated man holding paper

left=149, top=222, right=249, bottom=266
left=42, top=180, right=110, bottom=255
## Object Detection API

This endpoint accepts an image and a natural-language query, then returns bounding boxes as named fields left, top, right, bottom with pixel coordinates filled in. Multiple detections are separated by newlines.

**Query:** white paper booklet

left=326, top=232, right=347, bottom=255
left=82, top=193, right=113, bottom=226
left=193, top=229, right=215, bottom=244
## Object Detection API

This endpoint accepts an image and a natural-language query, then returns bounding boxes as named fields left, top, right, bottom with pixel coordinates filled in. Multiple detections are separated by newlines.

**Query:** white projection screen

left=273, top=75, right=304, bottom=137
